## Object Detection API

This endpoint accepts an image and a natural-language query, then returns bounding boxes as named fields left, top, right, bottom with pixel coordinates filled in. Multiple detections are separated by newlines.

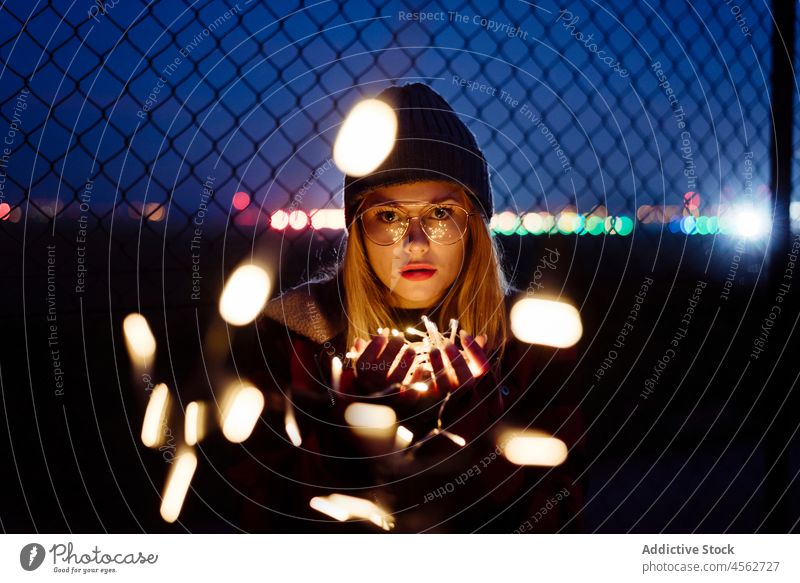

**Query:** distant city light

left=732, top=205, right=771, bottom=239
left=261, top=205, right=771, bottom=236
left=232, top=191, right=251, bottom=211
left=309, top=209, right=346, bottom=230
left=288, top=210, right=308, bottom=230
left=270, top=210, right=289, bottom=230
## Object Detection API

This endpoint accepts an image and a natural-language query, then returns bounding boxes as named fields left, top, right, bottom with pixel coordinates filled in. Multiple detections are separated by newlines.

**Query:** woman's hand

left=428, top=330, right=489, bottom=394
left=350, top=330, right=488, bottom=396
left=350, top=331, right=416, bottom=393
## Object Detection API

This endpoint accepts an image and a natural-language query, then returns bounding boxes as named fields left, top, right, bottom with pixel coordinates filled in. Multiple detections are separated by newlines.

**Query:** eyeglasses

left=358, top=202, right=479, bottom=246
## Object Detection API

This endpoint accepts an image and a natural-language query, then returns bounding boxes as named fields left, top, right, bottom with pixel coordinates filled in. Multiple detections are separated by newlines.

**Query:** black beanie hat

left=343, top=83, right=493, bottom=228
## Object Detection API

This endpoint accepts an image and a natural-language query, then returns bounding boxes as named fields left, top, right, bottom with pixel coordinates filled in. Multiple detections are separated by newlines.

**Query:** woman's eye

left=431, top=206, right=450, bottom=220
left=376, top=210, right=398, bottom=223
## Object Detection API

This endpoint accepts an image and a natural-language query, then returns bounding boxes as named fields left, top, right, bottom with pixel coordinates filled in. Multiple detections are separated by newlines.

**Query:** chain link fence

left=0, top=1, right=784, bottom=299
left=2, top=0, right=799, bottom=534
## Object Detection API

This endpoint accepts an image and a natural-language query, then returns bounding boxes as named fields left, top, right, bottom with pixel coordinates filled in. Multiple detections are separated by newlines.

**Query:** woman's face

left=360, top=181, right=469, bottom=309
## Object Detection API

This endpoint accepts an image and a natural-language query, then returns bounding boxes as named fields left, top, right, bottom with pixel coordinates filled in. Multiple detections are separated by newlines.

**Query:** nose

left=402, top=216, right=429, bottom=253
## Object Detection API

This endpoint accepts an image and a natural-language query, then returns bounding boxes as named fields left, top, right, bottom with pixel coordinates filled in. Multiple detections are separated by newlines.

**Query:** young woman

left=226, top=83, right=583, bottom=533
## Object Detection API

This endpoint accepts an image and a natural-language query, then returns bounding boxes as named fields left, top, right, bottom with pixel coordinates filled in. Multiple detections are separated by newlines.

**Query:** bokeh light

left=522, top=212, right=543, bottom=234
left=500, top=430, right=568, bottom=466
left=160, top=450, right=198, bottom=523
left=510, top=297, right=583, bottom=347
left=288, top=210, right=308, bottom=230
left=123, top=313, right=156, bottom=364
left=270, top=209, right=289, bottom=230
left=732, top=205, right=771, bottom=239
left=184, top=401, right=205, bottom=447
left=310, top=209, right=346, bottom=230
left=219, top=264, right=271, bottom=326
left=232, top=191, right=251, bottom=211
left=333, top=98, right=397, bottom=177
left=344, top=403, right=396, bottom=439
left=221, top=384, right=265, bottom=443
left=141, top=383, right=170, bottom=448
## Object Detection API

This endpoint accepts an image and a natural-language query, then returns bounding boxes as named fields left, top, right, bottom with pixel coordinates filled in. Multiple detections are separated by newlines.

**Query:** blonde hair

left=342, top=190, right=509, bottom=361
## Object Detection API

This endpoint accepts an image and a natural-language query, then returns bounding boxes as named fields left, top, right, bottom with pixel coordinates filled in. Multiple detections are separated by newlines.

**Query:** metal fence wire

left=4, top=0, right=800, bottom=535
left=0, top=0, right=788, bottom=289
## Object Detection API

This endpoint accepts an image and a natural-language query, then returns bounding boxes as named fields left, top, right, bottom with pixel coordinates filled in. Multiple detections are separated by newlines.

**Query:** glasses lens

left=421, top=205, right=469, bottom=244
left=361, top=206, right=409, bottom=245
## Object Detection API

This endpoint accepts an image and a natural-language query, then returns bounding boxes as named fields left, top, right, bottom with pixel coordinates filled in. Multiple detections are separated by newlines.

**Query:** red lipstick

left=400, top=263, right=437, bottom=281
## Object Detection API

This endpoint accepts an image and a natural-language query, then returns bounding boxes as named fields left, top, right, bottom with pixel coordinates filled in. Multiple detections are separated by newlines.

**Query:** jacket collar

left=262, top=276, right=346, bottom=344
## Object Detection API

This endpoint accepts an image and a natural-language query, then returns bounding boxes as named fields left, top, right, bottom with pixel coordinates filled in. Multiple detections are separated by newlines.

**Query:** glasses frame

left=357, top=201, right=481, bottom=246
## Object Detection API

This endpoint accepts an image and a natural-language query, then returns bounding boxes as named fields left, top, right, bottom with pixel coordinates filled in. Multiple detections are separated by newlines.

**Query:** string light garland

left=133, top=309, right=494, bottom=527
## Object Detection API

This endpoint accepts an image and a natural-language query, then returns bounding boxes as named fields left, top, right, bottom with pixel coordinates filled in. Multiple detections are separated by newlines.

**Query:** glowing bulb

left=310, top=496, right=350, bottom=521
left=184, top=401, right=205, bottom=446
left=331, top=356, right=343, bottom=394
left=510, top=297, right=582, bottom=347
left=333, top=98, right=397, bottom=177
left=221, top=384, right=265, bottom=443
left=440, top=430, right=466, bottom=447
left=160, top=450, right=198, bottom=523
left=344, top=403, right=396, bottom=439
left=410, top=382, right=428, bottom=393
left=395, top=425, right=414, bottom=449
left=328, top=494, right=395, bottom=531
left=141, top=383, right=170, bottom=448
left=219, top=264, right=271, bottom=326
left=123, top=313, right=156, bottom=364
left=328, top=494, right=377, bottom=518
left=284, top=399, right=302, bottom=447
left=500, top=430, right=568, bottom=466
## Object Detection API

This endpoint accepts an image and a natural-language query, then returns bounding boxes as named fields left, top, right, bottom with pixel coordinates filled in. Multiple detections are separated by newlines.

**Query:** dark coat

left=222, top=276, right=586, bottom=533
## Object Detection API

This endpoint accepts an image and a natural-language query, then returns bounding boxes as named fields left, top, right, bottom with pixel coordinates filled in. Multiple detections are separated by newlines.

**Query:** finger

left=476, top=334, right=487, bottom=349
left=429, top=348, right=454, bottom=393
left=444, top=342, right=472, bottom=387
left=360, top=335, right=388, bottom=360
left=460, top=330, right=490, bottom=376
left=355, top=335, right=388, bottom=376
left=378, top=337, right=406, bottom=371
left=387, top=345, right=416, bottom=385
left=354, top=338, right=369, bottom=353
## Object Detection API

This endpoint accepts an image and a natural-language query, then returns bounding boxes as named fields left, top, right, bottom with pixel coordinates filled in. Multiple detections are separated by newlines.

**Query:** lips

left=400, top=263, right=437, bottom=281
